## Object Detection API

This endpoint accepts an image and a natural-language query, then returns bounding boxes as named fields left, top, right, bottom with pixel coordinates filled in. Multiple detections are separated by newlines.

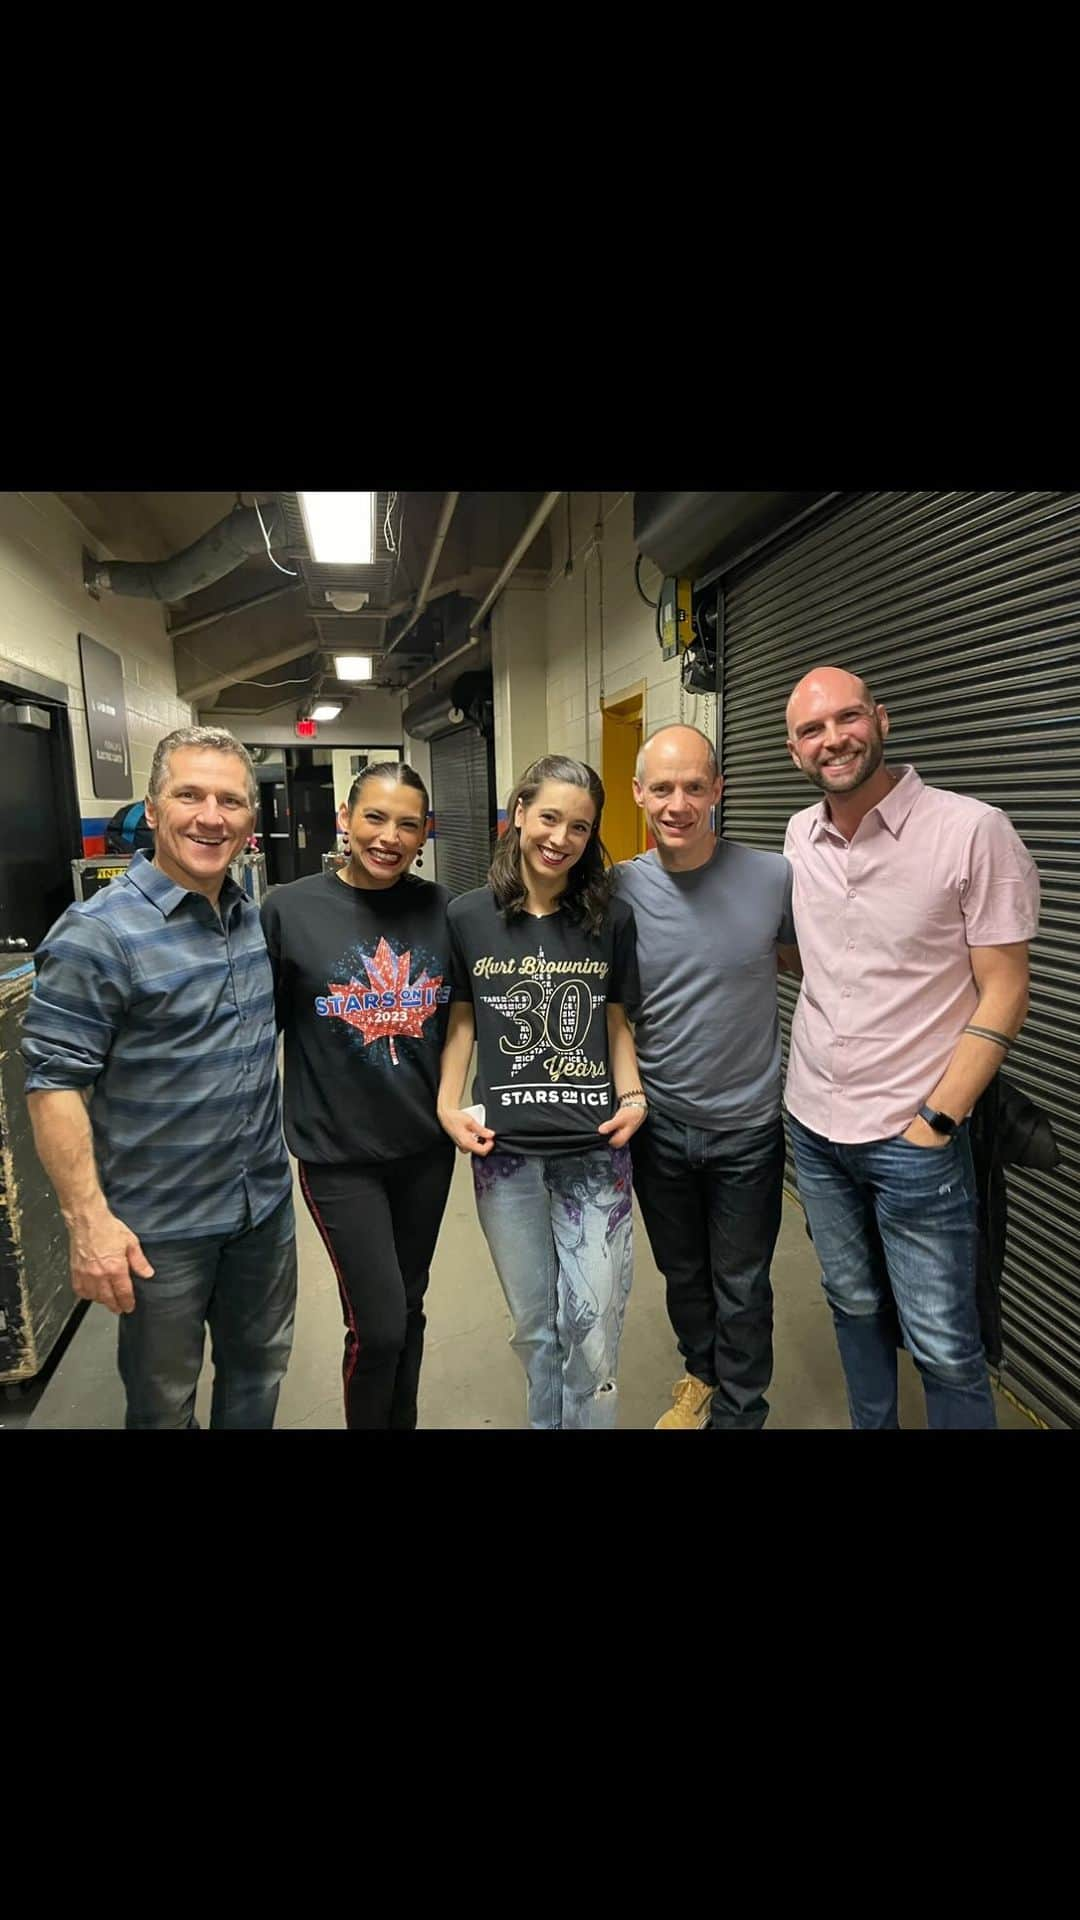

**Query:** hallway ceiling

left=57, top=490, right=555, bottom=714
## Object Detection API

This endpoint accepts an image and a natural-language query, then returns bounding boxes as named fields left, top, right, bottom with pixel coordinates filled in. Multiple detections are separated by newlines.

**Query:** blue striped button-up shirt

left=21, top=853, right=291, bottom=1242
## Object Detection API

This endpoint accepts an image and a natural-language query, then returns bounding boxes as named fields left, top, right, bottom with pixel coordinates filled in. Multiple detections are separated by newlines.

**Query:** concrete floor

left=2, top=1154, right=1036, bottom=1431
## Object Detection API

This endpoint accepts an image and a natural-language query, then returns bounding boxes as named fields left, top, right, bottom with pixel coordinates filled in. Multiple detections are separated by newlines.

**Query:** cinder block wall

left=0, top=493, right=193, bottom=853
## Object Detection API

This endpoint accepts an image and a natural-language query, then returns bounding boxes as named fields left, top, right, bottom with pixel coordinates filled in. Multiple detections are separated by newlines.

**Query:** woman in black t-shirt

left=261, top=763, right=454, bottom=1430
left=438, top=755, right=648, bottom=1430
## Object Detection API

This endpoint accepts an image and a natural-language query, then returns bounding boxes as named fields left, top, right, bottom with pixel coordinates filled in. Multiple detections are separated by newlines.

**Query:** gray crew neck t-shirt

left=614, top=840, right=795, bottom=1130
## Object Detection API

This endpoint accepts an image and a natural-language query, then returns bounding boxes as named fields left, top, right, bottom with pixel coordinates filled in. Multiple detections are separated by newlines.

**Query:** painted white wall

left=331, top=749, right=360, bottom=815
left=0, top=492, right=193, bottom=839
left=398, top=730, right=437, bottom=884
left=490, top=583, right=548, bottom=817
left=543, top=491, right=717, bottom=769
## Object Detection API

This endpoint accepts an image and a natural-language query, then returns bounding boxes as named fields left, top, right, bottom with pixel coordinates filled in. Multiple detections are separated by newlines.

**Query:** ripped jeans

left=473, top=1145, right=634, bottom=1430
left=788, top=1114, right=996, bottom=1429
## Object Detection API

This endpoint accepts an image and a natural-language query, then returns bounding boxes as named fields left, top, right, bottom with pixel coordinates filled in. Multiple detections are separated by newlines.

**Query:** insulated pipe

left=467, top=490, right=561, bottom=633
left=403, top=491, right=562, bottom=693
left=404, top=635, right=480, bottom=694
left=86, top=503, right=289, bottom=603
left=383, top=490, right=461, bottom=657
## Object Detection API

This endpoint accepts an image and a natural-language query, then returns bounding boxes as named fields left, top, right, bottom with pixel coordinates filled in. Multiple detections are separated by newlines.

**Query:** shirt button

left=847, top=889, right=857, bottom=899
left=841, top=989, right=851, bottom=998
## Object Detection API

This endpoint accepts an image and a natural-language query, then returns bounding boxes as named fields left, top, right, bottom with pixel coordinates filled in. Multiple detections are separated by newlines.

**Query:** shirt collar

left=807, top=764, right=922, bottom=843
left=124, top=850, right=245, bottom=921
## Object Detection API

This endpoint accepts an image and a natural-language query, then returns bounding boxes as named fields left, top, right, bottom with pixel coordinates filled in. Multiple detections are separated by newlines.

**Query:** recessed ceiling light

left=333, top=654, right=374, bottom=680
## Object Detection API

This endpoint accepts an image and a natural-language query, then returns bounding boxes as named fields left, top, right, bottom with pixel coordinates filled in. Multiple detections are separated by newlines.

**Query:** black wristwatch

left=918, top=1104, right=958, bottom=1136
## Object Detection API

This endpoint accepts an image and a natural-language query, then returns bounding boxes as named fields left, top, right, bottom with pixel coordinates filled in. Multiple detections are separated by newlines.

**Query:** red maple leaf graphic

left=328, top=937, right=444, bottom=1066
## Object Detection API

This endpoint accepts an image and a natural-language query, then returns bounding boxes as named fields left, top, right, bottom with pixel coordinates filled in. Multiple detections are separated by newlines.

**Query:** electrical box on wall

left=658, top=577, right=692, bottom=659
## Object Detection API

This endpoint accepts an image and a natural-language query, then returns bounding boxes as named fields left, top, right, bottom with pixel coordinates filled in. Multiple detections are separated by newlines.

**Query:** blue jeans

left=473, top=1146, right=634, bottom=1430
left=631, top=1110, right=784, bottom=1429
left=117, top=1194, right=298, bottom=1429
left=788, top=1115, right=996, bottom=1430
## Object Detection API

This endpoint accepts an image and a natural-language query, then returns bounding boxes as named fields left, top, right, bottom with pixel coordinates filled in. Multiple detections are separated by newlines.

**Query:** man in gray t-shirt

left=615, top=725, right=799, bottom=1430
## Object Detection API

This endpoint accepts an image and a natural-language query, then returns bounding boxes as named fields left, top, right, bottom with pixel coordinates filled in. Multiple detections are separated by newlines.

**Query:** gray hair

left=148, top=727, right=257, bottom=810
left=635, top=724, right=719, bottom=785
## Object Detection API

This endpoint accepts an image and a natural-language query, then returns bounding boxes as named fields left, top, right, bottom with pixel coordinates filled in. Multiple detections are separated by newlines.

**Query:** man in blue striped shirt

left=22, top=726, right=296, bottom=1430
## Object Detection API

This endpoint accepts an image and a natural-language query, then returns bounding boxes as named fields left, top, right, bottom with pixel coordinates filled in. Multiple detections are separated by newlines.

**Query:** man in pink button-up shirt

left=782, top=666, right=1040, bottom=1429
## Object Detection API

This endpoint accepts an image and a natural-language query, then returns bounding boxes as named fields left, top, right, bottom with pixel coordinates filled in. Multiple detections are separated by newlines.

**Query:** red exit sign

left=295, top=718, right=318, bottom=739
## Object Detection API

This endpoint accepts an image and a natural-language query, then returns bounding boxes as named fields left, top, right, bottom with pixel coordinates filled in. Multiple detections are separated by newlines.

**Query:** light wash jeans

left=473, top=1145, right=634, bottom=1430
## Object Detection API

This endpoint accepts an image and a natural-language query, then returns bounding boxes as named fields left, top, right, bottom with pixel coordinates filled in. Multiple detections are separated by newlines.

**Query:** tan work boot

left=654, top=1375, right=715, bottom=1429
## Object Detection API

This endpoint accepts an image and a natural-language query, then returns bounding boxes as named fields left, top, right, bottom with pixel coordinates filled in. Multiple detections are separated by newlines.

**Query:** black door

left=291, top=757, right=337, bottom=878
left=258, top=776, right=296, bottom=886
left=0, top=697, right=80, bottom=949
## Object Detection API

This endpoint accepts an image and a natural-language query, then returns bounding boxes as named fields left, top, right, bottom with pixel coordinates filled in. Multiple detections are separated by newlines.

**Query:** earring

left=415, top=851, right=424, bottom=867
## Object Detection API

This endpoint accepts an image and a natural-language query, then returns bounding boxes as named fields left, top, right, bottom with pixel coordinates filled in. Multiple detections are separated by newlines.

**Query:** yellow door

left=601, top=689, right=647, bottom=863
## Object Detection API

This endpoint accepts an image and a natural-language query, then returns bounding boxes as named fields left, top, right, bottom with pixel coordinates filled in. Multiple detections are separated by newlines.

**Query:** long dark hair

left=346, top=761, right=430, bottom=817
left=488, top=755, right=613, bottom=936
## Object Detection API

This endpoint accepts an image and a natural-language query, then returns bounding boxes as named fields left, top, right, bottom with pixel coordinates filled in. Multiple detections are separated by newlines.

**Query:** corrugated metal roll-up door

left=718, top=489, right=1080, bottom=1428
left=430, top=725, right=493, bottom=897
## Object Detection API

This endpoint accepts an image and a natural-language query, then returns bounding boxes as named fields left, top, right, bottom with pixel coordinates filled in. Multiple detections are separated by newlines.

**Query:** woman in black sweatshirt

left=261, top=762, right=454, bottom=1429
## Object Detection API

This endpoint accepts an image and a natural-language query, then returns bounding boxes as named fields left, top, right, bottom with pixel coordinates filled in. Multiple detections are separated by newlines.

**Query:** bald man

left=615, top=724, right=799, bottom=1430
left=783, top=666, right=1040, bottom=1429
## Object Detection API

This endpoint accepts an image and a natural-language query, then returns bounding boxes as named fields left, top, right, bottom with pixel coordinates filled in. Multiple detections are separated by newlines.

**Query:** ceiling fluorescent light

left=297, top=491, right=375, bottom=565
left=311, top=701, right=344, bottom=722
left=333, top=654, right=374, bottom=680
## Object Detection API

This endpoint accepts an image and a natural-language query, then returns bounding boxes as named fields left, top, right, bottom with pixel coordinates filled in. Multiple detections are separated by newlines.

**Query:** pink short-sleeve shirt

left=783, top=766, right=1040, bottom=1143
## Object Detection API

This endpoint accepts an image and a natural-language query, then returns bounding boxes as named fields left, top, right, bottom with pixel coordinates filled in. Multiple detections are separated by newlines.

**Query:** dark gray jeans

left=631, top=1109, right=785, bottom=1429
left=118, top=1194, right=297, bottom=1430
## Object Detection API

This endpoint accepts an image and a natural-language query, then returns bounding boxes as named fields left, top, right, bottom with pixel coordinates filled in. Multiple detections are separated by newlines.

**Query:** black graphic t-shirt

left=447, top=885, right=640, bottom=1157
left=261, top=870, right=452, bottom=1165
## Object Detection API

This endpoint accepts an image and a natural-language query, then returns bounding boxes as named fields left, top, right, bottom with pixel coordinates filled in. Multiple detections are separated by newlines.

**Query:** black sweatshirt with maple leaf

left=261, top=870, right=453, bottom=1166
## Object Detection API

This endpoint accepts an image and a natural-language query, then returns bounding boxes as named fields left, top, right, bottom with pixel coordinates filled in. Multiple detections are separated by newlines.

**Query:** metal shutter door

left=430, top=726, right=492, bottom=897
left=719, top=490, right=1080, bottom=1427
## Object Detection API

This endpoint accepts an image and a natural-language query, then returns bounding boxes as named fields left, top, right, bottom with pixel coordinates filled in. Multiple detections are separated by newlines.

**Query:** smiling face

left=785, top=668, right=890, bottom=798
left=632, top=727, right=722, bottom=870
left=513, top=779, right=597, bottom=894
left=341, top=775, right=427, bottom=888
left=145, top=746, right=254, bottom=898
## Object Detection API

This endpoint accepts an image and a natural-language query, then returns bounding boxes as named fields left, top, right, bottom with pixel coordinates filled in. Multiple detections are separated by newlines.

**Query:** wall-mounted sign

left=78, top=633, right=132, bottom=799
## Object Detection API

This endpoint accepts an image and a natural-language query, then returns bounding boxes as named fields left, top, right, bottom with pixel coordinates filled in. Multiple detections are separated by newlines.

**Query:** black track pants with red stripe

left=298, top=1144, right=455, bottom=1429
